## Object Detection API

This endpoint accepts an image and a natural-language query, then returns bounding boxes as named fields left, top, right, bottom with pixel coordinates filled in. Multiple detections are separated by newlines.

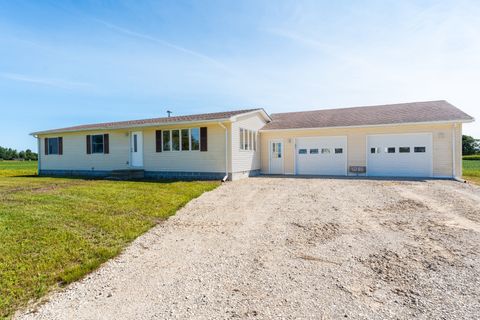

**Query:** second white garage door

left=367, top=133, right=433, bottom=177
left=295, top=136, right=347, bottom=175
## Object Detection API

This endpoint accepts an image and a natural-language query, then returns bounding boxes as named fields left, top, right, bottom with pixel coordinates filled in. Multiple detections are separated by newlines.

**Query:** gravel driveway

left=16, top=177, right=480, bottom=319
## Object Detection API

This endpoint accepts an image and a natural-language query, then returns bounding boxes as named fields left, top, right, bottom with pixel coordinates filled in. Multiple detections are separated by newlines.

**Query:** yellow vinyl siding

left=260, top=123, right=461, bottom=177
left=39, top=131, right=130, bottom=171
left=143, top=122, right=229, bottom=173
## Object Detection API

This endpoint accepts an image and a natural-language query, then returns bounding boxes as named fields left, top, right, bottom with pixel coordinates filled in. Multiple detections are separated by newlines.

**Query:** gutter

left=218, top=122, right=229, bottom=182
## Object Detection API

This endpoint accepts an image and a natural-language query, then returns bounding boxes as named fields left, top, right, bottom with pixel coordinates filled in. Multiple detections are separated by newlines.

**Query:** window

left=298, top=149, right=307, bottom=154
left=162, top=128, right=201, bottom=152
left=310, top=148, right=319, bottom=154
left=48, top=137, right=59, bottom=154
left=399, top=147, right=410, bottom=153
left=163, top=130, right=171, bottom=151
left=133, top=134, right=138, bottom=152
left=387, top=147, right=396, bottom=153
left=92, top=134, right=104, bottom=153
left=240, top=128, right=244, bottom=150
left=414, top=146, right=426, bottom=153
left=249, top=130, right=253, bottom=150
left=244, top=130, right=249, bottom=150
left=272, top=142, right=282, bottom=158
left=253, top=132, right=257, bottom=151
left=321, top=148, right=331, bottom=154
left=191, top=128, right=200, bottom=151
left=335, top=148, right=343, bottom=154
left=181, top=129, right=189, bottom=151
left=172, top=130, right=180, bottom=151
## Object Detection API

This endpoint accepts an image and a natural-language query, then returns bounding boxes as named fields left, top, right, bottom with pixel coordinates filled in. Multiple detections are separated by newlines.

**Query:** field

left=0, top=161, right=219, bottom=318
left=463, top=159, right=480, bottom=184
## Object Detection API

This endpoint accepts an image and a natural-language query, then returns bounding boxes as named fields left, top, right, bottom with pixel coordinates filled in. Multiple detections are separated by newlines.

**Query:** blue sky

left=1, top=0, right=479, bottom=150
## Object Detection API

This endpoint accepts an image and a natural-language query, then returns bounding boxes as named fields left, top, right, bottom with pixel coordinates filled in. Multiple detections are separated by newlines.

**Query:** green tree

left=462, top=135, right=479, bottom=155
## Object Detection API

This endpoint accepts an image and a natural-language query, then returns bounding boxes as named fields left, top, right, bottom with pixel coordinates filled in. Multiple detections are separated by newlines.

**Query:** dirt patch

left=289, top=221, right=340, bottom=244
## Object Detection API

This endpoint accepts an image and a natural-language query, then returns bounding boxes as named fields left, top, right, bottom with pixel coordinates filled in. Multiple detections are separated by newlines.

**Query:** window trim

left=239, top=127, right=257, bottom=152
left=161, top=127, right=201, bottom=152
left=399, top=147, right=411, bottom=153
left=414, top=146, right=426, bottom=153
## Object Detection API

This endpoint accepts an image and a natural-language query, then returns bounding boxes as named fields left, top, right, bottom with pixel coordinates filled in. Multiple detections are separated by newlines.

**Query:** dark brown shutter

left=86, top=135, right=91, bottom=154
left=103, top=134, right=109, bottom=154
left=155, top=130, right=162, bottom=152
left=200, top=127, right=207, bottom=152
left=44, top=138, right=49, bottom=155
left=58, top=137, right=63, bottom=155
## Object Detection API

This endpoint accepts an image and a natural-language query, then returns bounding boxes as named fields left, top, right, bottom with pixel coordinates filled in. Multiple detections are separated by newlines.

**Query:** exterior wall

left=230, top=113, right=266, bottom=175
left=143, top=122, right=229, bottom=174
left=39, top=130, right=130, bottom=172
left=260, top=123, right=462, bottom=178
left=38, top=122, right=230, bottom=176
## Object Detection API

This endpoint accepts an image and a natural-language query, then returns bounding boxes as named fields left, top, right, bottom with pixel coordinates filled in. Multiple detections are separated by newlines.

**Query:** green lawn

left=463, top=159, right=480, bottom=185
left=0, top=161, right=219, bottom=318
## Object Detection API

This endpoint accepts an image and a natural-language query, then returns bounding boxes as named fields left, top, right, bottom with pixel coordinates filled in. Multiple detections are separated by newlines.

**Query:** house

left=31, top=100, right=474, bottom=180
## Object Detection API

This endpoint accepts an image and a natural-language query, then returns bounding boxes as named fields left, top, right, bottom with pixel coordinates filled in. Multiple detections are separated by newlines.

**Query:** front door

left=269, top=139, right=283, bottom=174
left=131, top=131, right=143, bottom=167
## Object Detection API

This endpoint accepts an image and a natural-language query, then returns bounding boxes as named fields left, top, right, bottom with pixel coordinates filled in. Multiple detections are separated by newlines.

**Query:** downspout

left=452, top=123, right=466, bottom=182
left=218, top=122, right=229, bottom=182
left=452, top=124, right=456, bottom=179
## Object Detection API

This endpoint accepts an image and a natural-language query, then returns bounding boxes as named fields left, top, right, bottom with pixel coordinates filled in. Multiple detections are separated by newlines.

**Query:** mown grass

left=0, top=161, right=219, bottom=318
left=0, top=161, right=37, bottom=177
left=463, top=159, right=480, bottom=185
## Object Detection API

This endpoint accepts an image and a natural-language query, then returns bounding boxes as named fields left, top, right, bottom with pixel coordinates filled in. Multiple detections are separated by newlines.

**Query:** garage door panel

left=367, top=133, right=432, bottom=177
left=296, top=136, right=347, bottom=175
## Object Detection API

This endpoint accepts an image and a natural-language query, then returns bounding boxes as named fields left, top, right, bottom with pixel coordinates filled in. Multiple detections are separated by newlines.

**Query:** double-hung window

left=190, top=128, right=200, bottom=151
left=91, top=134, right=104, bottom=153
left=181, top=129, right=189, bottom=151
left=48, top=138, right=59, bottom=154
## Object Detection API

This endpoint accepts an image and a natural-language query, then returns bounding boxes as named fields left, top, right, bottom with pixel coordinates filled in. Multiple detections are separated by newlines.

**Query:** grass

left=0, top=161, right=219, bottom=318
left=463, top=159, right=480, bottom=185
left=0, top=161, right=37, bottom=177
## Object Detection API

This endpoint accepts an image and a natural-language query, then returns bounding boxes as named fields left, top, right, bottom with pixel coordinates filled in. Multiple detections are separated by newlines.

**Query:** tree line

left=462, top=135, right=480, bottom=155
left=0, top=146, right=38, bottom=160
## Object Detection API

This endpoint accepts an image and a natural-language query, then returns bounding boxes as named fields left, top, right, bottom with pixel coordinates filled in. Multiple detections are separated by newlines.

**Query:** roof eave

left=30, top=117, right=234, bottom=136
left=260, top=118, right=475, bottom=132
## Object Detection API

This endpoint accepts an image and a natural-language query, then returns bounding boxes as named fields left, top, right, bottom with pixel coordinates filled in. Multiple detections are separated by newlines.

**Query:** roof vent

left=167, top=110, right=173, bottom=118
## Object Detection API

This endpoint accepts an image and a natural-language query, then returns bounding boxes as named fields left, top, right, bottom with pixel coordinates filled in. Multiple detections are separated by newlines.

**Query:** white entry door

left=367, top=133, right=433, bottom=177
left=131, top=131, right=143, bottom=167
left=295, top=136, right=347, bottom=175
left=269, top=139, right=284, bottom=174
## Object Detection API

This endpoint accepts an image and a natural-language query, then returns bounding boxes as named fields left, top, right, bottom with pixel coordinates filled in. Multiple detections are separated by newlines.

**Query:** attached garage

left=367, top=133, right=433, bottom=177
left=295, top=136, right=347, bottom=175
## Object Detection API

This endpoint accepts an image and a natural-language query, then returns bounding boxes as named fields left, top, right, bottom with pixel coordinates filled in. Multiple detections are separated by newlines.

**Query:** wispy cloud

left=94, top=19, right=230, bottom=72
left=0, top=72, right=91, bottom=89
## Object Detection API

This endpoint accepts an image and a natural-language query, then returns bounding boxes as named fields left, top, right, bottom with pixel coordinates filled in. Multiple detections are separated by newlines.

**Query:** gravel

left=15, top=177, right=480, bottom=319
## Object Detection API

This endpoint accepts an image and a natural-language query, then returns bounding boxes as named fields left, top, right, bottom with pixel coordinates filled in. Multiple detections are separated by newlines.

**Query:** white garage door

left=295, top=136, right=347, bottom=175
left=367, top=133, right=433, bottom=177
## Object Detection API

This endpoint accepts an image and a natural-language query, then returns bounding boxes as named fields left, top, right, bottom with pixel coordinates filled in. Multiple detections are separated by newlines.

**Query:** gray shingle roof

left=261, top=100, right=473, bottom=130
left=32, top=108, right=263, bottom=135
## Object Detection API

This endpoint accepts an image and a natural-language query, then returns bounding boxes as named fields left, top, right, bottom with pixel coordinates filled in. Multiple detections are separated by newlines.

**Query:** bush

left=463, top=155, right=480, bottom=160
